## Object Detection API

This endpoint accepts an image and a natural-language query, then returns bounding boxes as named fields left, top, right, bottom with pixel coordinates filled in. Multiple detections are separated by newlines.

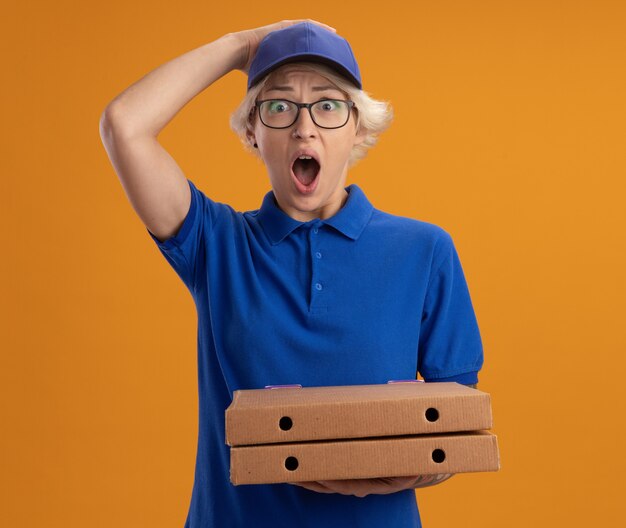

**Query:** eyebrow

left=264, top=85, right=342, bottom=93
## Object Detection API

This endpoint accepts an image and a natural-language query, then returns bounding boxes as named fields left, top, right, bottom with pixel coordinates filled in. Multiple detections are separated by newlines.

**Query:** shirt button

left=315, top=283, right=323, bottom=291
left=313, top=228, right=319, bottom=234
left=315, top=252, right=322, bottom=259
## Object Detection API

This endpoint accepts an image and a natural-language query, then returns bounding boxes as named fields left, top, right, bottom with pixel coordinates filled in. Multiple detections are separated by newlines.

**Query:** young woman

left=100, top=19, right=484, bottom=528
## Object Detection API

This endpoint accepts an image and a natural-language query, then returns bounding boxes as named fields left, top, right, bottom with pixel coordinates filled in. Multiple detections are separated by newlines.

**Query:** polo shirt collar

left=257, top=184, right=374, bottom=245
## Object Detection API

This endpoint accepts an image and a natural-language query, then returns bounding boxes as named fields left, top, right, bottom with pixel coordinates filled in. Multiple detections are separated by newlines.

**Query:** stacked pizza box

left=225, top=380, right=500, bottom=485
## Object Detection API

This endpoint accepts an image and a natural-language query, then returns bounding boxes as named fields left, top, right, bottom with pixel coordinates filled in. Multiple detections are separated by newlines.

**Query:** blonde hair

left=229, top=61, right=394, bottom=168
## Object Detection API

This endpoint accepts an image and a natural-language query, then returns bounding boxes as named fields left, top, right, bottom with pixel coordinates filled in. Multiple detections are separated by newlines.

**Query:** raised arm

left=98, top=32, right=245, bottom=242
left=99, top=20, right=335, bottom=243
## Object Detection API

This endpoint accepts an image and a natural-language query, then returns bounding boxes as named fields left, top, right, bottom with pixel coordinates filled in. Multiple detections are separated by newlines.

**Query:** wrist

left=222, top=32, right=249, bottom=73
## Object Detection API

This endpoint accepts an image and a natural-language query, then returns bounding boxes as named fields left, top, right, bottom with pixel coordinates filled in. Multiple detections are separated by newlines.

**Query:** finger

left=388, top=476, right=423, bottom=484
left=319, top=477, right=412, bottom=497
left=290, top=481, right=335, bottom=494
left=286, top=18, right=337, bottom=32
left=317, top=479, right=358, bottom=495
left=308, top=19, right=337, bottom=32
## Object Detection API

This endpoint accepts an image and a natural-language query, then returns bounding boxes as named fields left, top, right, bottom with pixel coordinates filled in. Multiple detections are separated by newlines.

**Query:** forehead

left=261, top=64, right=345, bottom=97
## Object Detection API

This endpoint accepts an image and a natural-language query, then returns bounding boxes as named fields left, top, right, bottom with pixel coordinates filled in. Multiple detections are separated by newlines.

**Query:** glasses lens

left=311, top=100, right=350, bottom=128
left=259, top=100, right=351, bottom=128
left=259, top=100, right=297, bottom=128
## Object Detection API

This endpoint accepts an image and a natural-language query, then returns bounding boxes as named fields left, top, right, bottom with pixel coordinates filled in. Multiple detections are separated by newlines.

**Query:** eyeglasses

left=253, top=98, right=356, bottom=129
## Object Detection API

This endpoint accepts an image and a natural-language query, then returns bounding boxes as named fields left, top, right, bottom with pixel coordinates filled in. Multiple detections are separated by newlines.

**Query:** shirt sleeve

left=146, top=178, right=228, bottom=293
left=417, top=230, right=484, bottom=384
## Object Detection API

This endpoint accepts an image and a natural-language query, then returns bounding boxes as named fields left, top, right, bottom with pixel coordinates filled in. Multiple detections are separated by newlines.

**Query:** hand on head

left=232, top=19, right=337, bottom=75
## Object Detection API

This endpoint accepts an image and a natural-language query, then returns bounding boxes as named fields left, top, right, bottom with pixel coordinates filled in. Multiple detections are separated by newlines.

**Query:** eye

left=318, top=100, right=340, bottom=112
left=267, top=100, right=292, bottom=113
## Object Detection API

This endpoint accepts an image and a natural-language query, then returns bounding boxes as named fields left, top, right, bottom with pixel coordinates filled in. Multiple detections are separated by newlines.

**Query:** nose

left=292, top=105, right=317, bottom=139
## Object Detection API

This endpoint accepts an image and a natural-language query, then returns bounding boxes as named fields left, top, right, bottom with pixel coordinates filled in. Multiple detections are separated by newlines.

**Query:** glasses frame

left=253, top=98, right=356, bottom=130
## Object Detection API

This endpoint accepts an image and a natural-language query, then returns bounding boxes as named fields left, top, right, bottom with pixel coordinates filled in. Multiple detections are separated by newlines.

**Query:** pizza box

left=229, top=430, right=500, bottom=485
left=225, top=381, right=493, bottom=446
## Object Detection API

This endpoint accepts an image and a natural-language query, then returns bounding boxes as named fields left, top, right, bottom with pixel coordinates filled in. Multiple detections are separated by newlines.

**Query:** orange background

left=2, top=1, right=625, bottom=526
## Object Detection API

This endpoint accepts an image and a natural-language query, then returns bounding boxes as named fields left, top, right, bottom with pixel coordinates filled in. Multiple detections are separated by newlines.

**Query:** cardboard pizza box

left=229, top=430, right=500, bottom=485
left=225, top=381, right=493, bottom=446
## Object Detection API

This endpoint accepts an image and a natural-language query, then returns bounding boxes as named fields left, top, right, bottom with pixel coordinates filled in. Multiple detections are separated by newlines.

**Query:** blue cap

left=247, top=22, right=362, bottom=91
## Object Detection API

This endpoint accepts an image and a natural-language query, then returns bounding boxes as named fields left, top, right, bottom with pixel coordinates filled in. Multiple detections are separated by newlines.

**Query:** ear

left=246, top=106, right=258, bottom=148
left=350, top=106, right=367, bottom=146
left=353, top=126, right=367, bottom=146
left=245, top=128, right=257, bottom=148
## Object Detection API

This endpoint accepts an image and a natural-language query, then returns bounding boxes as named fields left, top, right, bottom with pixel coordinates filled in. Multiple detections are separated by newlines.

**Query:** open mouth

left=291, top=157, right=321, bottom=192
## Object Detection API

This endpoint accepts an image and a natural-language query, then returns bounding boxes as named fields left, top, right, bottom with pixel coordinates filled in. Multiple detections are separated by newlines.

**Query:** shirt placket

left=308, top=220, right=328, bottom=314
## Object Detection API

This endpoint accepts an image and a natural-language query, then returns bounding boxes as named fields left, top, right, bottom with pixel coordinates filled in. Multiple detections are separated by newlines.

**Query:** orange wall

left=2, top=1, right=625, bottom=526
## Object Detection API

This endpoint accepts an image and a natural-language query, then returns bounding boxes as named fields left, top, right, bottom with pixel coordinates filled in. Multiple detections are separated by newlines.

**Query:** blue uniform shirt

left=148, top=179, right=484, bottom=528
